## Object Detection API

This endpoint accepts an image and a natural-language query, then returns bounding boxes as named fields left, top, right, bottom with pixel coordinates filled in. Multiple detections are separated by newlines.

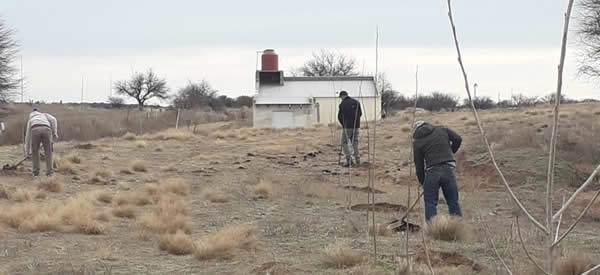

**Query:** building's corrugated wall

left=314, top=97, right=381, bottom=125
left=253, top=104, right=316, bottom=129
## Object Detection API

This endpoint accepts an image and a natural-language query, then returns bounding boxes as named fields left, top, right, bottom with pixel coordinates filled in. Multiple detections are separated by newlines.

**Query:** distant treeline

left=382, top=90, right=599, bottom=112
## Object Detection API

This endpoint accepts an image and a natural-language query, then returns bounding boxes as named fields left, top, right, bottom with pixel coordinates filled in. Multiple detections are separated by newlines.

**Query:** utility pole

left=109, top=74, right=112, bottom=97
left=473, top=83, right=478, bottom=99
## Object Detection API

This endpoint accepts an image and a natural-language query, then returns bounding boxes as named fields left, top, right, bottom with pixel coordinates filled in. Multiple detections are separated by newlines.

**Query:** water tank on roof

left=261, top=49, right=279, bottom=71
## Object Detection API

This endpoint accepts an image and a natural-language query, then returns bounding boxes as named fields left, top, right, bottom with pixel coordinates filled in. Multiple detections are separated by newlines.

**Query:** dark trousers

left=423, top=164, right=462, bottom=222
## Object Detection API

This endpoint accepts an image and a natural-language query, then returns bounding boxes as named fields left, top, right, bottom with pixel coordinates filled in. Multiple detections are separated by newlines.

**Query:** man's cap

left=339, top=91, right=348, bottom=97
left=413, top=120, right=426, bottom=131
left=32, top=108, right=38, bottom=112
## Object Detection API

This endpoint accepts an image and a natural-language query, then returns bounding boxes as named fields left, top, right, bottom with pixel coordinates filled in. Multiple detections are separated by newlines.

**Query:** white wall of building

left=253, top=104, right=315, bottom=129
left=314, top=97, right=381, bottom=125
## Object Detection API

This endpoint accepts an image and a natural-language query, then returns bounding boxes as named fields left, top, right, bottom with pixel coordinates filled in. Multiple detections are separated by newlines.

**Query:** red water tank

left=261, top=49, right=279, bottom=71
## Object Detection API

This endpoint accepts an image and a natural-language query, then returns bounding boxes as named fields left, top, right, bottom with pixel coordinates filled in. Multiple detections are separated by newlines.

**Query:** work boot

left=355, top=158, right=361, bottom=166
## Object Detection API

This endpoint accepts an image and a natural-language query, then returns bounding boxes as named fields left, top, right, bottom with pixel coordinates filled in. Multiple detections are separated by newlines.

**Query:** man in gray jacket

left=24, top=108, right=58, bottom=177
left=413, top=120, right=463, bottom=222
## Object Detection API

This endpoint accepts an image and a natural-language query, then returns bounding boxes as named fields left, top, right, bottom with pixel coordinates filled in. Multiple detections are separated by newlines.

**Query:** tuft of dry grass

left=112, top=205, right=137, bottom=219
left=160, top=178, right=189, bottom=196
left=54, top=157, right=77, bottom=175
left=137, top=193, right=190, bottom=235
left=115, top=191, right=152, bottom=206
left=159, top=230, right=195, bottom=255
left=254, top=178, right=274, bottom=199
left=37, top=177, right=63, bottom=193
left=65, top=153, right=82, bottom=164
left=96, top=212, right=111, bottom=222
left=426, top=215, right=471, bottom=242
left=554, top=252, right=596, bottom=275
left=55, top=195, right=105, bottom=234
left=202, top=186, right=230, bottom=203
left=120, top=168, right=134, bottom=175
left=10, top=187, right=42, bottom=202
left=321, top=242, right=366, bottom=268
left=132, top=161, right=148, bottom=172
left=123, top=132, right=136, bottom=141
left=96, top=191, right=113, bottom=204
left=163, top=165, right=178, bottom=172
left=135, top=140, right=147, bottom=148
left=194, top=224, right=259, bottom=260
left=594, top=111, right=600, bottom=116
left=146, top=129, right=194, bottom=141
left=368, top=223, right=393, bottom=237
left=401, top=126, right=411, bottom=133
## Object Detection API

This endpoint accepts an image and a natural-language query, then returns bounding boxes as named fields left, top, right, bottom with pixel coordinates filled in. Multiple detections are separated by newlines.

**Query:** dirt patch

left=342, top=185, right=385, bottom=194
left=350, top=202, right=407, bottom=213
left=252, top=262, right=290, bottom=275
left=415, top=250, right=482, bottom=272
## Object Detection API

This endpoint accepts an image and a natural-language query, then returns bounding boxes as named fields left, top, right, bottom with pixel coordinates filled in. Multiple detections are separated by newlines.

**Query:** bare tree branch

left=582, top=264, right=600, bottom=275
left=297, top=50, right=358, bottom=77
left=553, top=163, right=600, bottom=220
left=546, top=1, right=575, bottom=272
left=516, top=216, right=549, bottom=275
left=552, top=189, right=600, bottom=248
left=555, top=195, right=566, bottom=242
left=446, top=0, right=548, bottom=233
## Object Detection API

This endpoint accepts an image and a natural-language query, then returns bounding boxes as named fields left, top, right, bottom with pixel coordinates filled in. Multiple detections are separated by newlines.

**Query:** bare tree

left=172, top=80, right=220, bottom=110
left=107, top=96, right=125, bottom=108
left=578, top=0, right=600, bottom=80
left=296, top=50, right=358, bottom=76
left=0, top=16, right=19, bottom=103
left=114, top=69, right=168, bottom=110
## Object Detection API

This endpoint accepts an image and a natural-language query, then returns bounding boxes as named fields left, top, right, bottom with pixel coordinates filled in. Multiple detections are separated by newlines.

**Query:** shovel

left=2, top=154, right=31, bottom=170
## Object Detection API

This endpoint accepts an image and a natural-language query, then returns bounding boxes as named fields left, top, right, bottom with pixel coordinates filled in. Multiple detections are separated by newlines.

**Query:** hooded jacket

left=24, top=111, right=58, bottom=156
left=412, top=123, right=462, bottom=184
left=338, top=97, right=362, bottom=129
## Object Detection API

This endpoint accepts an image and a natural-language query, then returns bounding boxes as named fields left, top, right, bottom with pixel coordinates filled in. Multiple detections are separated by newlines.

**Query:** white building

left=253, top=50, right=381, bottom=129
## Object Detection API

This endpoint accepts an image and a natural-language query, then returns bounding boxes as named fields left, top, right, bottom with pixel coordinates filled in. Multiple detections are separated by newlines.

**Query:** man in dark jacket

left=338, top=91, right=362, bottom=167
left=413, top=120, right=463, bottom=222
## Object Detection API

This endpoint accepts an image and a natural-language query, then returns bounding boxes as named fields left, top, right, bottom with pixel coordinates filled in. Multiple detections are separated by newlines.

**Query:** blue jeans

left=423, top=164, right=462, bottom=222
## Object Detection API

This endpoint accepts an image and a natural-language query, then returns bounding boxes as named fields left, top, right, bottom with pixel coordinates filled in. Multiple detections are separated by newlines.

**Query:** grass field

left=0, top=103, right=598, bottom=274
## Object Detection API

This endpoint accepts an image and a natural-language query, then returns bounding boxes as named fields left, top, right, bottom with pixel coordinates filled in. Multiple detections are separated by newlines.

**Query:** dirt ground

left=0, top=103, right=599, bottom=274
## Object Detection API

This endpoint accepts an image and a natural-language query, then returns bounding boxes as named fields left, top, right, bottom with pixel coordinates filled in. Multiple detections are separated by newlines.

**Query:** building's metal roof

left=283, top=76, right=375, bottom=82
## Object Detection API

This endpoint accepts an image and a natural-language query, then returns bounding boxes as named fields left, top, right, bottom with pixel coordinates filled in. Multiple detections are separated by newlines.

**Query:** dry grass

left=135, top=140, right=147, bottom=148
left=163, top=165, right=178, bottom=172
left=554, top=252, right=597, bottom=275
left=566, top=191, right=600, bottom=222
left=96, top=191, right=113, bottom=204
left=194, top=224, right=259, bottom=260
left=119, top=168, right=134, bottom=175
left=254, top=178, right=274, bottom=199
left=321, top=242, right=366, bottom=268
left=36, top=177, right=63, bottom=193
left=202, top=186, right=230, bottom=203
left=96, top=211, right=111, bottom=222
left=10, top=187, right=43, bottom=202
left=159, top=230, right=195, bottom=255
left=160, top=178, right=189, bottom=196
left=54, top=157, right=77, bottom=175
left=112, top=205, right=137, bottom=219
left=132, top=161, right=149, bottom=172
left=426, top=215, right=471, bottom=242
left=0, top=193, right=104, bottom=234
left=368, top=223, right=393, bottom=237
left=65, top=153, right=82, bottom=164
left=137, top=193, right=191, bottom=235
left=91, top=169, right=113, bottom=184
left=0, top=184, right=8, bottom=199
left=115, top=191, right=152, bottom=206
left=146, top=129, right=194, bottom=141
left=123, top=132, right=137, bottom=141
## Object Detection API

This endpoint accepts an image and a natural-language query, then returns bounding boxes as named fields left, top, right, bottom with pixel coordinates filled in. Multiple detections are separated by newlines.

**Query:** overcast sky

left=2, top=0, right=598, bottom=104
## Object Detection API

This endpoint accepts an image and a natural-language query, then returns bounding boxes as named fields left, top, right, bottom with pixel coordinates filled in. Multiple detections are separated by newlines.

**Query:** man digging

left=24, top=108, right=59, bottom=178
left=412, top=120, right=463, bottom=222
left=337, top=91, right=362, bottom=168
